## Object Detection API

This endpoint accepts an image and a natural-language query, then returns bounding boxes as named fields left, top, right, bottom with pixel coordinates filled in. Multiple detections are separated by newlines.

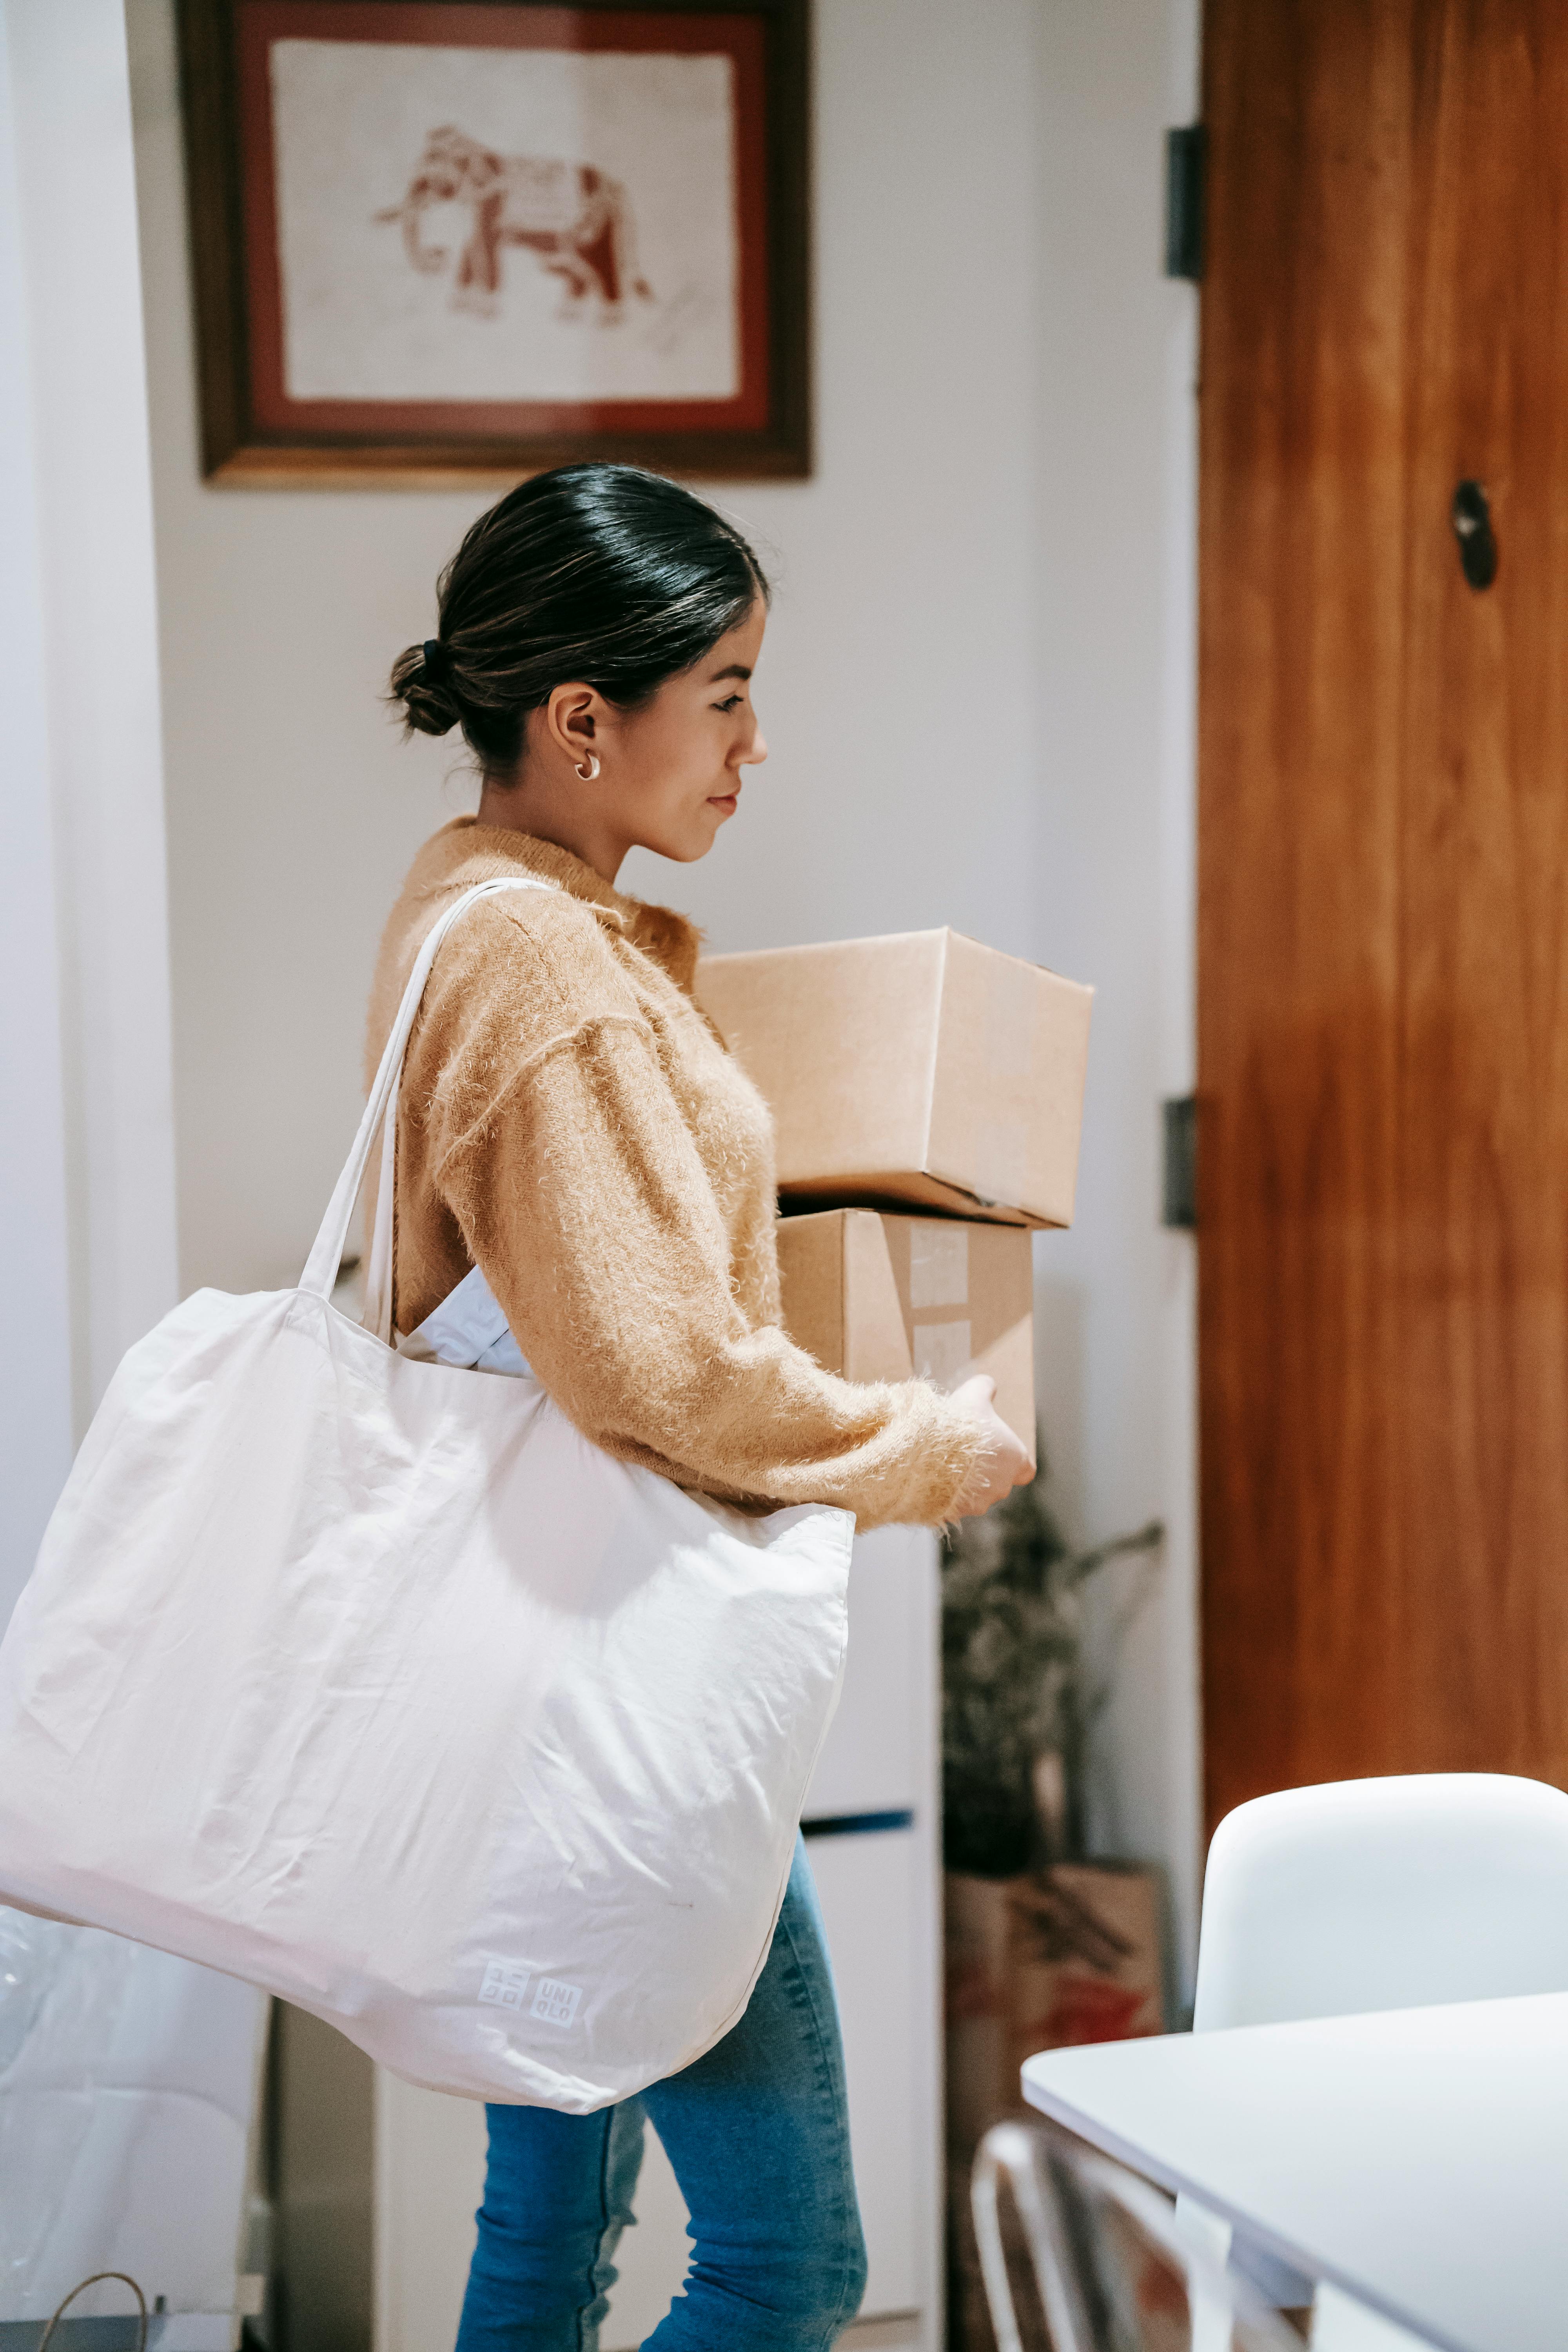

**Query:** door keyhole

left=1452, top=480, right=1498, bottom=590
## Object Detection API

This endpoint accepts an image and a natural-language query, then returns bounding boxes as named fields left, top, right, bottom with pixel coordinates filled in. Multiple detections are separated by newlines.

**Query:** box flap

left=841, top=1211, right=916, bottom=1384
left=927, top=933, right=1093, bottom=1226
left=773, top=1209, right=848, bottom=1373
left=696, top=933, right=947, bottom=1186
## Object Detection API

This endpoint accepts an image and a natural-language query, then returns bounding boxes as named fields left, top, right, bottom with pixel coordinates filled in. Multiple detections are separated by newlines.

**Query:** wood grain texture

left=1199, top=0, right=1568, bottom=1827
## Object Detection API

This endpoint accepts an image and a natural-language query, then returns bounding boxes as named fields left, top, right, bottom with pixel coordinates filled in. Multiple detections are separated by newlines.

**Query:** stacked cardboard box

left=697, top=928, right=1093, bottom=1445
left=775, top=1209, right=1039, bottom=1470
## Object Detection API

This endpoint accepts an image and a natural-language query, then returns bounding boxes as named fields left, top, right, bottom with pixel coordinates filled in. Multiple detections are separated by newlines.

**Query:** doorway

left=1199, top=0, right=1568, bottom=1826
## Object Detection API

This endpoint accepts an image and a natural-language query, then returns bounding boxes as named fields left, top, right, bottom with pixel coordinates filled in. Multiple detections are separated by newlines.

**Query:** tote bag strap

left=300, top=877, right=560, bottom=1334
left=358, top=878, right=561, bottom=1340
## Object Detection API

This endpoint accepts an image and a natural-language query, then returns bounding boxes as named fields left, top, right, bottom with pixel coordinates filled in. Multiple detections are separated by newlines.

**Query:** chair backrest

left=1193, top=1772, right=1568, bottom=2031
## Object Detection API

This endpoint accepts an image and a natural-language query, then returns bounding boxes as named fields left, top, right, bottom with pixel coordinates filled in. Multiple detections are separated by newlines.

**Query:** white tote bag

left=0, top=878, right=853, bottom=2110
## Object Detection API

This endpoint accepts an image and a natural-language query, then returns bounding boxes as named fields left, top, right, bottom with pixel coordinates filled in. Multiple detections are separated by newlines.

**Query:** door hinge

left=1164, top=125, right=1206, bottom=282
left=1162, top=1096, right=1198, bottom=1229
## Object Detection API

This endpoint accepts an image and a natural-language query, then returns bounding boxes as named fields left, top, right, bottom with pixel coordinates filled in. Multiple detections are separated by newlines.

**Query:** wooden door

left=1199, top=0, right=1568, bottom=1826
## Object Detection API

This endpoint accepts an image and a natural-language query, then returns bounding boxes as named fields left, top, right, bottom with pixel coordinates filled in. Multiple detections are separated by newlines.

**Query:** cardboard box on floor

left=944, top=1864, right=1167, bottom=2352
left=697, top=929, right=1093, bottom=1228
left=777, top=1209, right=1036, bottom=1468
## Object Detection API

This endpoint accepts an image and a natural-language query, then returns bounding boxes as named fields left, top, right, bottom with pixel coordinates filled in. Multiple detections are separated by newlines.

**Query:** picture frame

left=175, top=0, right=810, bottom=484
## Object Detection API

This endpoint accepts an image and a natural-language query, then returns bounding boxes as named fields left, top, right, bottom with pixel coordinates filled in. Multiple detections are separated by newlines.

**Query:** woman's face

left=541, top=600, right=769, bottom=870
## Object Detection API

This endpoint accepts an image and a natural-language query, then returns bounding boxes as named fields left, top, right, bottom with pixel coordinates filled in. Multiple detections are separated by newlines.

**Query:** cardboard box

left=697, top=929, right=1093, bottom=1228
left=944, top=1864, right=1167, bottom=2351
left=777, top=1209, right=1036, bottom=1464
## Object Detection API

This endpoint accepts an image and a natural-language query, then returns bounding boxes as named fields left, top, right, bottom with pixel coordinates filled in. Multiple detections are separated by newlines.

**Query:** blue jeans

left=454, top=1837, right=867, bottom=2351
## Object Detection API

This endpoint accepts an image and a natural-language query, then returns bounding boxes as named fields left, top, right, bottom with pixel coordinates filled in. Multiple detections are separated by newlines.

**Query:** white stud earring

left=575, top=753, right=601, bottom=782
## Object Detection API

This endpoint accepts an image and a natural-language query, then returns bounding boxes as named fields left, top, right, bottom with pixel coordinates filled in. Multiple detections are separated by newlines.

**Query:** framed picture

left=176, top=1, right=809, bottom=483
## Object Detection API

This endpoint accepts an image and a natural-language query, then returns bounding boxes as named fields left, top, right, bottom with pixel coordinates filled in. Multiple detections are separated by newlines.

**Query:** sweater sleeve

left=416, top=916, right=992, bottom=1531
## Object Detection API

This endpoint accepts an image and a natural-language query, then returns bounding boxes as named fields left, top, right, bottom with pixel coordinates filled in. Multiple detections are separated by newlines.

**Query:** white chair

left=1185, top=1772, right=1568, bottom=2348
left=971, top=2116, right=1305, bottom=2352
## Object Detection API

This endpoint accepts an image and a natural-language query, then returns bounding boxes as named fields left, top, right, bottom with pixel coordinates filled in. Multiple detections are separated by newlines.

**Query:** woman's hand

left=950, top=1375, right=1034, bottom=1517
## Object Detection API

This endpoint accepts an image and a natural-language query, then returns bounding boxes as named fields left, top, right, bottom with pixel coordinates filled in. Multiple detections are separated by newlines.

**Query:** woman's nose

left=744, top=724, right=768, bottom=766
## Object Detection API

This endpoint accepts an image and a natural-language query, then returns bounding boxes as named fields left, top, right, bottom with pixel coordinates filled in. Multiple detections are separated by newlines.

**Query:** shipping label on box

left=777, top=1209, right=1035, bottom=1465
left=696, top=929, right=1093, bottom=1228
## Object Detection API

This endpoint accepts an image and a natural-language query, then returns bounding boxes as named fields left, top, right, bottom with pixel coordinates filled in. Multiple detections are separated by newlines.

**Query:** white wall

left=1033, top=0, right=1203, bottom=1989
left=128, top=0, right=1202, bottom=1974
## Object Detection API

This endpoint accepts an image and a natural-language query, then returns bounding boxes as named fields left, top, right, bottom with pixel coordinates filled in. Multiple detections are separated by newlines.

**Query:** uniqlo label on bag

left=531, top=1976, right=583, bottom=2027
left=478, top=1958, right=531, bottom=2011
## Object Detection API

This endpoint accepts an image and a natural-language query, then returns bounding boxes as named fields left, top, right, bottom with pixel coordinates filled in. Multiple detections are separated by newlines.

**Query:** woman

left=372, top=462, right=1031, bottom=2352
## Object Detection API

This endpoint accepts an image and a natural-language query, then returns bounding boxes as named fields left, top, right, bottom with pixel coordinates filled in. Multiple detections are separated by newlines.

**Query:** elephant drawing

left=376, top=126, right=655, bottom=318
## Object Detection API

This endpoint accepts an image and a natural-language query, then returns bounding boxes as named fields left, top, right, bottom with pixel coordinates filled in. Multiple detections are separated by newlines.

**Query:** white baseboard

left=842, top=2315, right=926, bottom=2352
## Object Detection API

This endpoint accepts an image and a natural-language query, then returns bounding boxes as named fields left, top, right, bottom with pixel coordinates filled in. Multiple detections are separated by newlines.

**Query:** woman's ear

left=544, top=682, right=608, bottom=766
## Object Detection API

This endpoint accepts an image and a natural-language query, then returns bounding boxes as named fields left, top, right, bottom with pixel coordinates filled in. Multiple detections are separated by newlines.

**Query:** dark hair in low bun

left=388, top=462, right=769, bottom=775
left=391, top=642, right=462, bottom=739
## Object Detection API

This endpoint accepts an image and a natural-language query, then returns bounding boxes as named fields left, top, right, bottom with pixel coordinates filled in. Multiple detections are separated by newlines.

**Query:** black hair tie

left=422, top=637, right=450, bottom=683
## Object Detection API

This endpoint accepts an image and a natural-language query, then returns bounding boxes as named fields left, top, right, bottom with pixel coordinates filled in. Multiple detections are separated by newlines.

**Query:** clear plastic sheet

left=0, top=1907, right=264, bottom=2322
left=0, top=1903, right=83, bottom=2081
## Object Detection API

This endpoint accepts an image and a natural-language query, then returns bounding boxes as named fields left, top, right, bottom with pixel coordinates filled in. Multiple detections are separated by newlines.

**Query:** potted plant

left=942, top=1468, right=1163, bottom=1876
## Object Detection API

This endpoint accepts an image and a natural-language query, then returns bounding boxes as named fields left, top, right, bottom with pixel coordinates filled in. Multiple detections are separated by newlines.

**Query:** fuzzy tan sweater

left=364, top=820, right=990, bottom=1529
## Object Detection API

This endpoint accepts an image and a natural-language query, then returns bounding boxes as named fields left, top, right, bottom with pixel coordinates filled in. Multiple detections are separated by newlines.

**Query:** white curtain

left=0, top=1, right=265, bottom=2332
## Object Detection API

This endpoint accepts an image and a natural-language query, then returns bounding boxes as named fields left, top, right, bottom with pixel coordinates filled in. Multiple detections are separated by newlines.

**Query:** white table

left=1021, top=1989, right=1568, bottom=2352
